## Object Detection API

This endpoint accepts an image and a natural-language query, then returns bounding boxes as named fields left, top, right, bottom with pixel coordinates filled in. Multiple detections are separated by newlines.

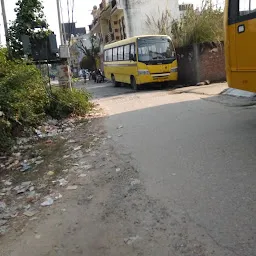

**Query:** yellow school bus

left=225, top=0, right=256, bottom=92
left=103, top=35, right=178, bottom=90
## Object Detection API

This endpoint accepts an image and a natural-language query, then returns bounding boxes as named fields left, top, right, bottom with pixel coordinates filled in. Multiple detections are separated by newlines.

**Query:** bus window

left=130, top=44, right=136, bottom=60
left=124, top=45, right=130, bottom=60
left=118, top=47, right=124, bottom=61
left=113, top=48, right=118, bottom=61
left=239, top=0, right=256, bottom=15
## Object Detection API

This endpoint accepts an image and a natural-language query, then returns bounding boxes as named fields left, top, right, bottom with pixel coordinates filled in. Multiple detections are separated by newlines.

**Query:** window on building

left=118, top=46, right=124, bottom=60
left=108, top=20, right=113, bottom=32
left=124, top=45, right=130, bottom=60
left=113, top=47, right=118, bottom=61
left=239, top=0, right=256, bottom=15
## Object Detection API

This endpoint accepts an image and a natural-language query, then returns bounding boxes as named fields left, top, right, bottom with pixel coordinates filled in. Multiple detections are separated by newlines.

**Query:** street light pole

left=0, top=0, right=11, bottom=57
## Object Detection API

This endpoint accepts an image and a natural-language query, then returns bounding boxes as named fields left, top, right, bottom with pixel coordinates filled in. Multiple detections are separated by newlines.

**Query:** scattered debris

left=63, top=155, right=70, bottom=159
left=117, top=125, right=124, bottom=129
left=0, top=201, right=7, bottom=212
left=130, top=179, right=141, bottom=186
left=35, top=160, right=44, bottom=165
left=51, top=193, right=63, bottom=200
left=84, top=165, right=93, bottom=170
left=107, top=136, right=112, bottom=139
left=124, top=236, right=141, bottom=245
left=23, top=209, right=38, bottom=217
left=47, top=171, right=55, bottom=176
left=66, top=185, right=78, bottom=191
left=87, top=195, right=93, bottom=201
left=74, top=146, right=82, bottom=151
left=58, top=178, right=68, bottom=187
left=3, top=180, right=12, bottom=186
left=41, top=197, right=54, bottom=207
left=20, top=161, right=31, bottom=172
left=79, top=174, right=87, bottom=178
left=13, top=181, right=32, bottom=194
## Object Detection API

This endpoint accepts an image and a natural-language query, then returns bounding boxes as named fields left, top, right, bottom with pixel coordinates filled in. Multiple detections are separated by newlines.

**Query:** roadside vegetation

left=0, top=0, right=93, bottom=153
left=0, top=48, right=92, bottom=152
left=146, top=0, right=224, bottom=47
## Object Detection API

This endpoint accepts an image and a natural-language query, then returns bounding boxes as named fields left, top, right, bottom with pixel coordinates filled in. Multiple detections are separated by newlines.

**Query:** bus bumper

left=136, top=72, right=178, bottom=85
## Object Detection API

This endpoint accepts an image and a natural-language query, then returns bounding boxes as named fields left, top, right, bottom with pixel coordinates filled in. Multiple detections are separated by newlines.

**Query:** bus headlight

left=138, top=70, right=150, bottom=75
left=170, top=67, right=178, bottom=73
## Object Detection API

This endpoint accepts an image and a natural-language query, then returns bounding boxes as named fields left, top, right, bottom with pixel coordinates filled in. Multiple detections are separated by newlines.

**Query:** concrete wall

left=176, top=42, right=226, bottom=85
left=120, top=0, right=179, bottom=38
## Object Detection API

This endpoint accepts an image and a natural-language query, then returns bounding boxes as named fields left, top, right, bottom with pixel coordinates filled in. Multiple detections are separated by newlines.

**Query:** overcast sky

left=0, top=0, right=223, bottom=45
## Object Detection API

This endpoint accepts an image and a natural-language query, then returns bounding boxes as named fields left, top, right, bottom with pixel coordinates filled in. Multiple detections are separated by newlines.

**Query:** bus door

left=233, top=0, right=256, bottom=71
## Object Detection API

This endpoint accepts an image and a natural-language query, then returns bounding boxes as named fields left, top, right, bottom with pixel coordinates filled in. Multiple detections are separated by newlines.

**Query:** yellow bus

left=103, top=35, right=178, bottom=90
left=225, top=0, right=256, bottom=92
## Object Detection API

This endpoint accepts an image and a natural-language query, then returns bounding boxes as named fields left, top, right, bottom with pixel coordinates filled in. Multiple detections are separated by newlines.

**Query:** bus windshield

left=138, top=37, right=175, bottom=64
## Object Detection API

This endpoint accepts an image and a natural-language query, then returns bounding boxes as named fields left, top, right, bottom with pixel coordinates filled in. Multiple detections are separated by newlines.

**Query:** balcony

left=111, top=0, right=123, bottom=16
left=89, top=18, right=100, bottom=33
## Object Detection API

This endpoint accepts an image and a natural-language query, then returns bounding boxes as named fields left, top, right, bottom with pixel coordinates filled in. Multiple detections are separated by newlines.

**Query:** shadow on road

left=77, top=80, right=174, bottom=100
left=104, top=95, right=256, bottom=256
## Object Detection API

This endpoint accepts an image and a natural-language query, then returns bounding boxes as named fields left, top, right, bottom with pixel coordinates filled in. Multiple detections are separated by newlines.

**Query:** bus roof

left=104, top=35, right=171, bottom=50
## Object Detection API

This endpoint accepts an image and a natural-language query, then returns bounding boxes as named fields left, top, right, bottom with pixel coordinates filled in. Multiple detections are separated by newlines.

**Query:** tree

left=145, top=9, right=173, bottom=36
left=77, top=35, right=100, bottom=71
left=146, top=1, right=224, bottom=48
left=8, top=0, right=51, bottom=58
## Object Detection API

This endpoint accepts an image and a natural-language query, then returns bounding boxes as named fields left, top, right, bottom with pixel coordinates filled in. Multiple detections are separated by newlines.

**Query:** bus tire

left=131, top=76, right=138, bottom=91
left=111, top=75, right=120, bottom=87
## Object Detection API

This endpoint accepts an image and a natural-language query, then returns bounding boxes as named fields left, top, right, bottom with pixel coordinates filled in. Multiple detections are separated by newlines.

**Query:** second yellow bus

left=103, top=35, right=178, bottom=90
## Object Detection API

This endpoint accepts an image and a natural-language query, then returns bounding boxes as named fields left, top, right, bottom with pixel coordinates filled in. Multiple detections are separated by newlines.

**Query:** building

left=61, top=23, right=90, bottom=76
left=89, top=0, right=180, bottom=48
left=179, top=3, right=194, bottom=17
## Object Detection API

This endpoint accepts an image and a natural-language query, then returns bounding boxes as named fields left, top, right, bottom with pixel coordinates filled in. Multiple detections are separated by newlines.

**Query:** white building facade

left=90, top=0, right=179, bottom=45
left=120, top=0, right=180, bottom=38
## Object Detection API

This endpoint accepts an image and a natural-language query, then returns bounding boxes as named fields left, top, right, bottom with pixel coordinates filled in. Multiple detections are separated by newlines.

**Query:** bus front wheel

left=131, top=76, right=138, bottom=91
left=111, top=75, right=120, bottom=87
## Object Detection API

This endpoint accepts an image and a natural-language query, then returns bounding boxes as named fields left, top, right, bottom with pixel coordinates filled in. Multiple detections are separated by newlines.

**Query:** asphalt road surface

left=1, top=81, right=255, bottom=256
left=88, top=81, right=256, bottom=256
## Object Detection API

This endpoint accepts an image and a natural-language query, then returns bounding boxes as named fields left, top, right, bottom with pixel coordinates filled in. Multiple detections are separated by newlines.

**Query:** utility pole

left=56, top=0, right=64, bottom=45
left=56, top=0, right=72, bottom=89
left=1, top=0, right=11, bottom=57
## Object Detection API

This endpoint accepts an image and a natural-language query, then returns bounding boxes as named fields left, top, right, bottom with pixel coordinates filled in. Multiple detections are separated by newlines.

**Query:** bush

left=46, top=88, right=92, bottom=119
left=0, top=48, right=92, bottom=153
left=0, top=48, right=49, bottom=152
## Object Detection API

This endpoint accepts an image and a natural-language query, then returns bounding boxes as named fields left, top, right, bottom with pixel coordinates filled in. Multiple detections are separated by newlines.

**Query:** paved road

left=88, top=81, right=256, bottom=256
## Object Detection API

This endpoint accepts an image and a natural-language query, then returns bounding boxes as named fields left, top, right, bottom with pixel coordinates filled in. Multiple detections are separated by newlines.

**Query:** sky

left=0, top=0, right=223, bottom=45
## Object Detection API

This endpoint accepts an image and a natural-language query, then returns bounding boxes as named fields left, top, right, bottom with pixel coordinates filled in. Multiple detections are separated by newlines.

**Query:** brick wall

left=176, top=42, right=226, bottom=85
left=199, top=42, right=226, bottom=83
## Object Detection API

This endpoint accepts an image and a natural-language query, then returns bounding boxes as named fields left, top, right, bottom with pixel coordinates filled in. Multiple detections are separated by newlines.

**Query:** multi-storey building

left=89, top=0, right=179, bottom=47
